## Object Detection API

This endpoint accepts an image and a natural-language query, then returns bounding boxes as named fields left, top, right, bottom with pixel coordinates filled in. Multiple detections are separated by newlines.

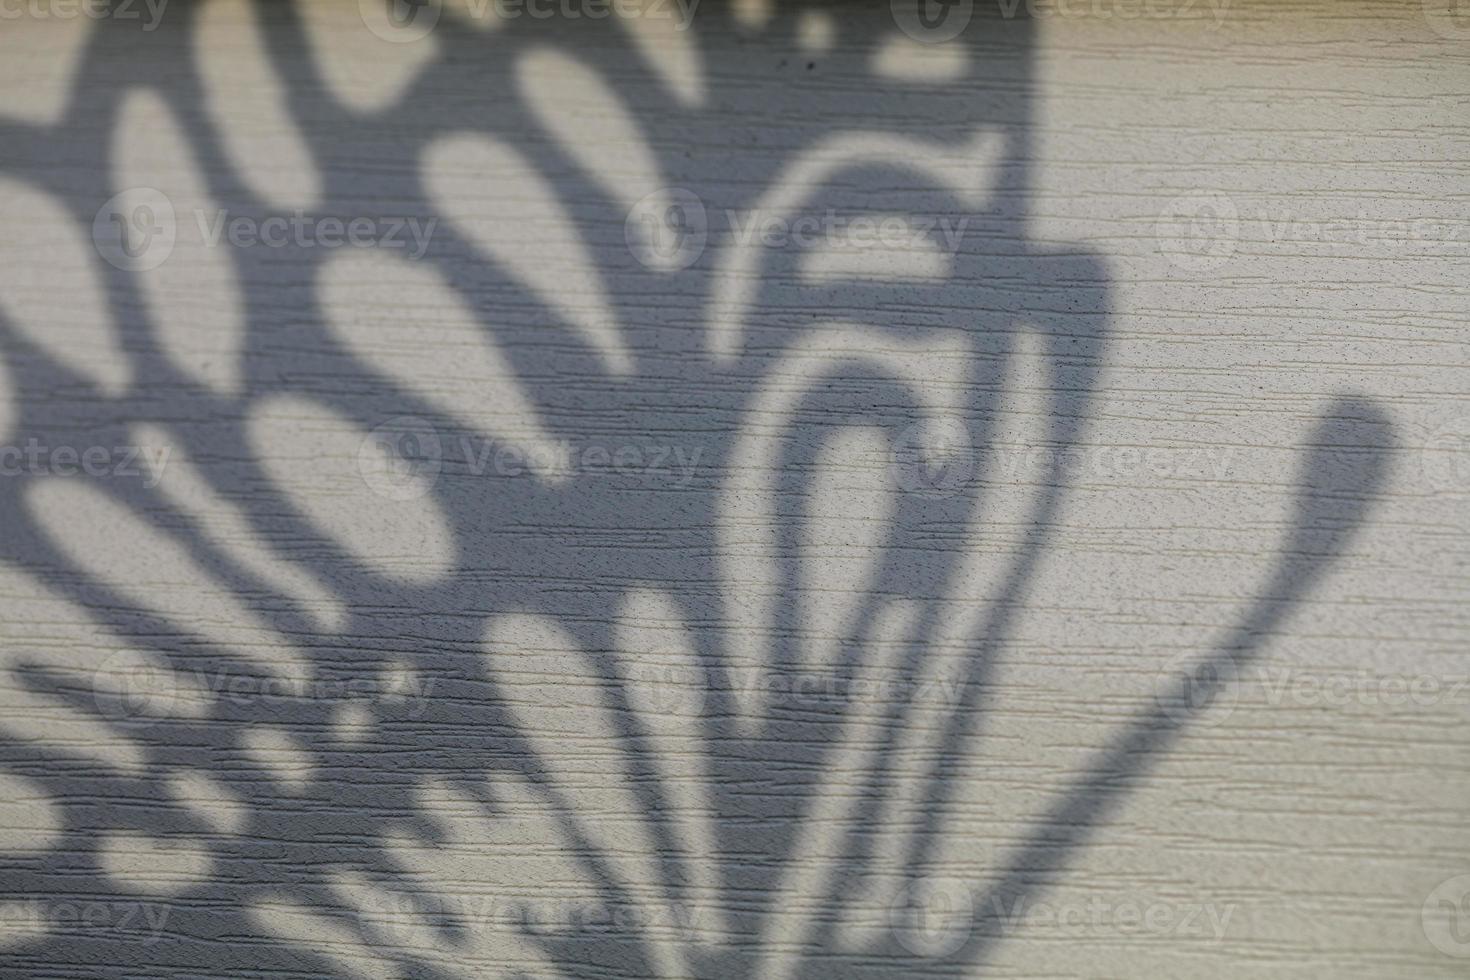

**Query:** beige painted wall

left=0, top=1, right=1465, bottom=977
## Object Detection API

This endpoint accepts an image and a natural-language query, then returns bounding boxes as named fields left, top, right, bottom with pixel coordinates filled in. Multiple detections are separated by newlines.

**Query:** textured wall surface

left=0, top=1, right=1466, bottom=978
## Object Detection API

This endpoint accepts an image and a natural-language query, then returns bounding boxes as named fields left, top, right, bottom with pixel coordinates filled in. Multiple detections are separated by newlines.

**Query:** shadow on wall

left=0, top=1, right=1392, bottom=977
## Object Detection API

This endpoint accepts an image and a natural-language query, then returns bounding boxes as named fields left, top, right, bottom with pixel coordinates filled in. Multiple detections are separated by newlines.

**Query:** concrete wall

left=0, top=1, right=1465, bottom=977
